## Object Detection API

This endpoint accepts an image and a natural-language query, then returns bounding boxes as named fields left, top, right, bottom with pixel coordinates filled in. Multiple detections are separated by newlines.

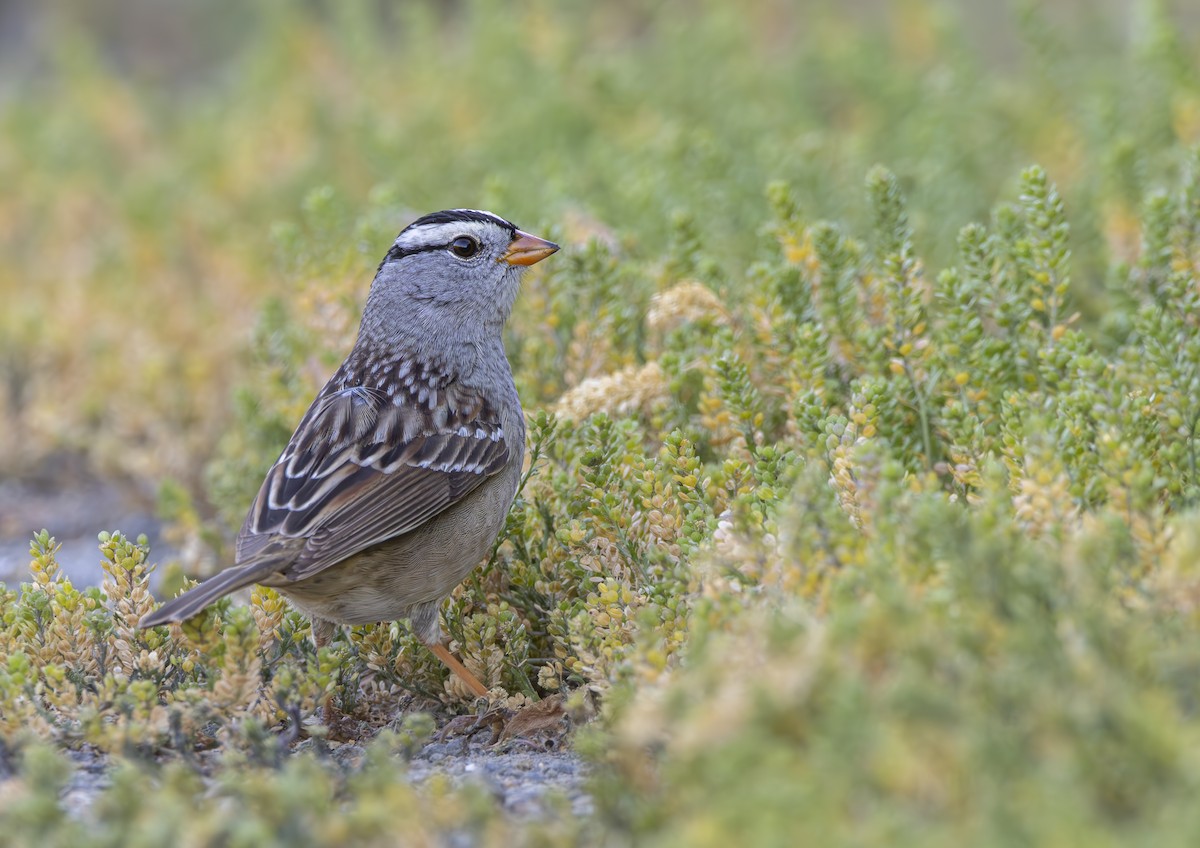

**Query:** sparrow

left=140, top=209, right=559, bottom=700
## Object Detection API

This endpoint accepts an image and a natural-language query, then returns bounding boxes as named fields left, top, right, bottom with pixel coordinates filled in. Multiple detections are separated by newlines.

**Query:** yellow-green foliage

left=4, top=0, right=1197, bottom=477
left=3, top=1, right=1200, bottom=845
left=579, top=159, right=1200, bottom=844
left=0, top=531, right=321, bottom=750
left=0, top=731, right=583, bottom=847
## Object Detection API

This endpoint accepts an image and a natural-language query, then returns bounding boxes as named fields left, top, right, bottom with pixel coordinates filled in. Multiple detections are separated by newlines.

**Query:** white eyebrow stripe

left=393, top=220, right=501, bottom=252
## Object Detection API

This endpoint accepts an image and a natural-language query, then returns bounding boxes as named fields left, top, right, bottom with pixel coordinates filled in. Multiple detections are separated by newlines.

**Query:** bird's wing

left=236, top=378, right=513, bottom=582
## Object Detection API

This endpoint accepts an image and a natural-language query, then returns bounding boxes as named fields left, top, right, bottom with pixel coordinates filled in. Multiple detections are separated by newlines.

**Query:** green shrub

left=2, top=1, right=1200, bottom=845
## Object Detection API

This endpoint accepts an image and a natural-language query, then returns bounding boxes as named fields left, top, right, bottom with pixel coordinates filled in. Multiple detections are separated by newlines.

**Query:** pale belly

left=266, top=461, right=520, bottom=629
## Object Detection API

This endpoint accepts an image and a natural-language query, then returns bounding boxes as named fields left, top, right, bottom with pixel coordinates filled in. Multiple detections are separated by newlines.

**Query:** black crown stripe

left=405, top=209, right=517, bottom=234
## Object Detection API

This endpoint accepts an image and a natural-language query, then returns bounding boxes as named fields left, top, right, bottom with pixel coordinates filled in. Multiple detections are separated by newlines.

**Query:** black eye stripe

left=378, top=236, right=488, bottom=269
left=383, top=242, right=454, bottom=262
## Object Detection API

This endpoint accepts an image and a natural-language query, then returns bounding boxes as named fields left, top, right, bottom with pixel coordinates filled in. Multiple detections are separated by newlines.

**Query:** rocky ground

left=54, top=736, right=592, bottom=822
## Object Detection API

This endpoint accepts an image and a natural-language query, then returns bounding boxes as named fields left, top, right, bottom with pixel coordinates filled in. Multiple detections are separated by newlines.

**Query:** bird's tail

left=138, top=562, right=274, bottom=628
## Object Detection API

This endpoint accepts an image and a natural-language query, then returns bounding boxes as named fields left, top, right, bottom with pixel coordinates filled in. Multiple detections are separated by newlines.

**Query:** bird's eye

left=449, top=236, right=480, bottom=259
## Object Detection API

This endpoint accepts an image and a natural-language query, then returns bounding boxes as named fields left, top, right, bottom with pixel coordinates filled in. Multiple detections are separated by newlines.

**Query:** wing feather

left=235, top=355, right=515, bottom=582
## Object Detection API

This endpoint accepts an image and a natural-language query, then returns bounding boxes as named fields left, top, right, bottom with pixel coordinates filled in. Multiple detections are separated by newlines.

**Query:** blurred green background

left=3, top=0, right=1196, bottom=492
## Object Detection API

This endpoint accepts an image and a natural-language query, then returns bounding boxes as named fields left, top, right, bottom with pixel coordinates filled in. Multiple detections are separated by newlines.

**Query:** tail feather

left=139, top=562, right=274, bottom=628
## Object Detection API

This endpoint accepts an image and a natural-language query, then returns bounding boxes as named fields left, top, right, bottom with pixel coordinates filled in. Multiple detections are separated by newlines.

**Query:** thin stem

left=904, top=361, right=937, bottom=470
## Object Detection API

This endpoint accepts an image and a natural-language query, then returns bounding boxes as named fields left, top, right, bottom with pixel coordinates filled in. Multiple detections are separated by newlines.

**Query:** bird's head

left=362, top=209, right=558, bottom=344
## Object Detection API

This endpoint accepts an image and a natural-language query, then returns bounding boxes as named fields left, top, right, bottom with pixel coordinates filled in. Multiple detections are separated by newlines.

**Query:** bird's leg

left=310, top=616, right=342, bottom=727
left=428, top=642, right=490, bottom=699
left=311, top=616, right=337, bottom=651
left=411, top=602, right=490, bottom=699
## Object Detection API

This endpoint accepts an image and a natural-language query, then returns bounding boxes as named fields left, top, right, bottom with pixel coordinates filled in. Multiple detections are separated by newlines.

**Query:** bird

left=139, top=208, right=559, bottom=701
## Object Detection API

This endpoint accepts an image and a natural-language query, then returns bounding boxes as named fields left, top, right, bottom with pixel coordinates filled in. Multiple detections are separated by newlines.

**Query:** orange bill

left=501, top=230, right=560, bottom=266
